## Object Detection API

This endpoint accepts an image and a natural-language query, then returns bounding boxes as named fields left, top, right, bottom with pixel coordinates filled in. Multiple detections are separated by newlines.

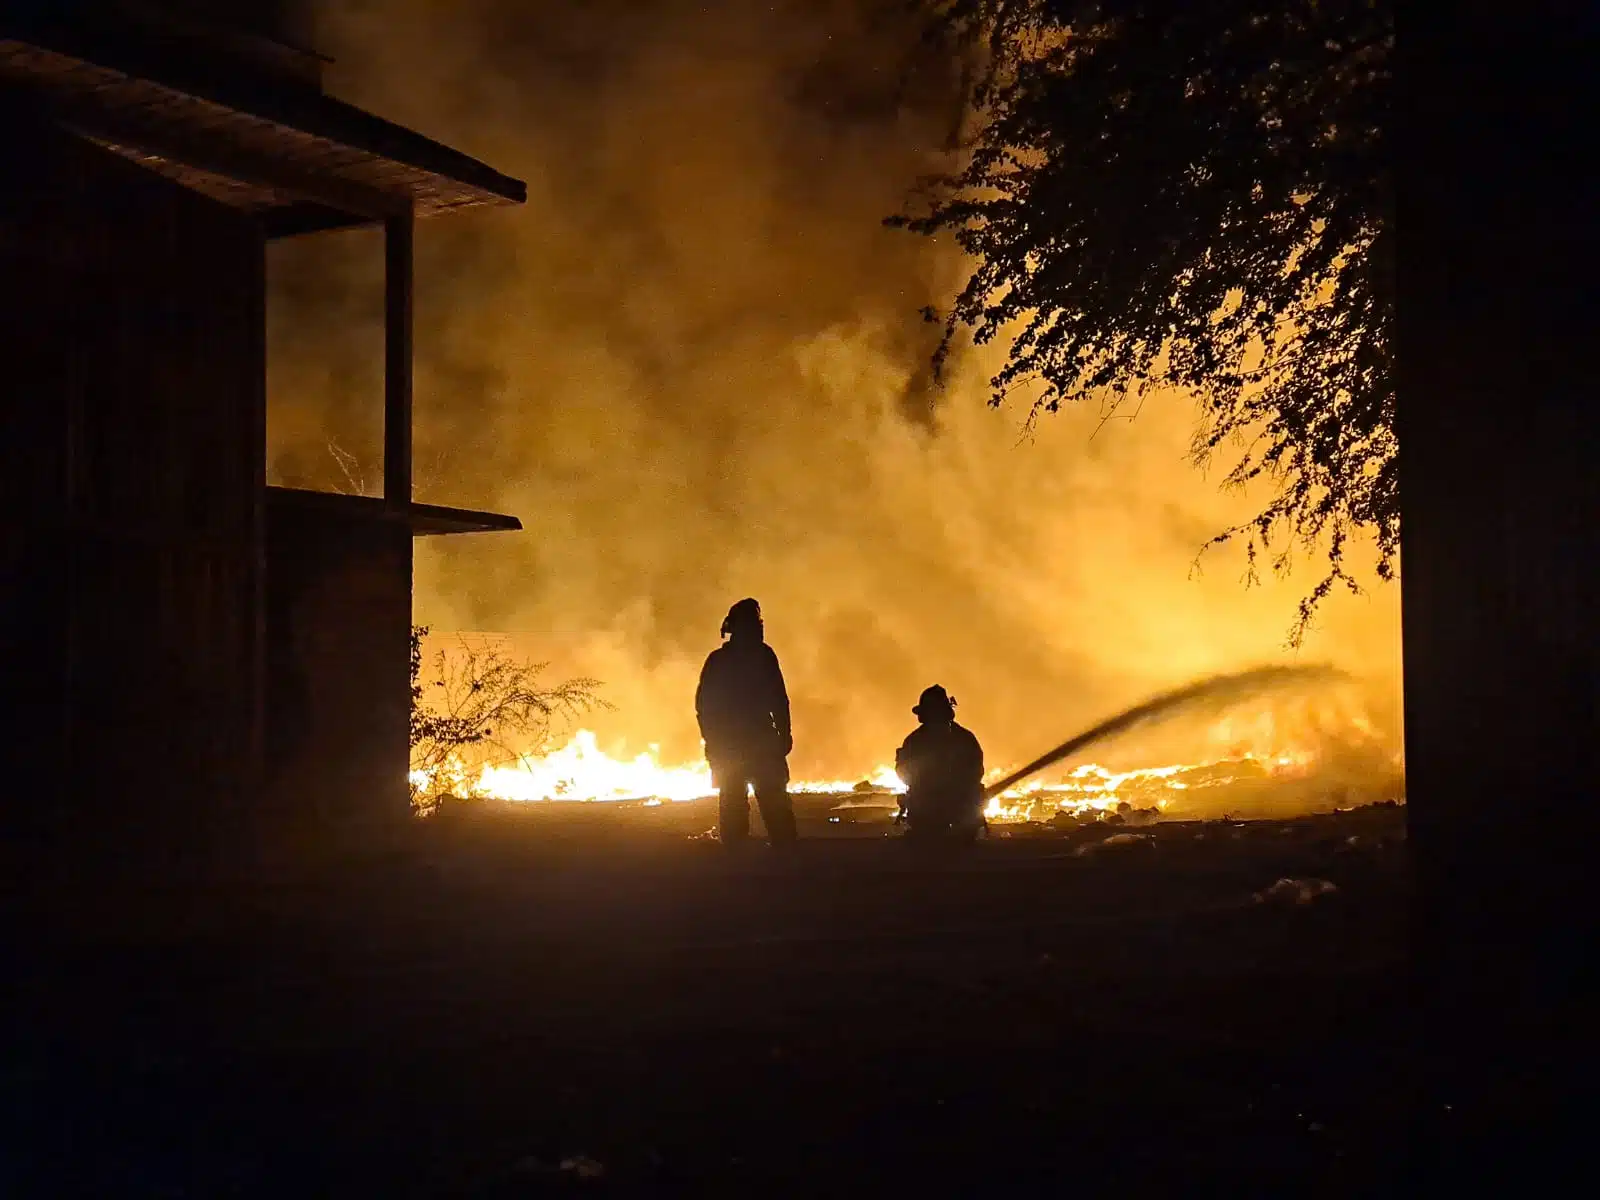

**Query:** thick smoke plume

left=266, top=0, right=1403, bottom=790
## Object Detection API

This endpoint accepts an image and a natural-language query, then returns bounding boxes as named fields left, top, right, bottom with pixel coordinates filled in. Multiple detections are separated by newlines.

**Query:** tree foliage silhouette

left=892, top=0, right=1393, bottom=641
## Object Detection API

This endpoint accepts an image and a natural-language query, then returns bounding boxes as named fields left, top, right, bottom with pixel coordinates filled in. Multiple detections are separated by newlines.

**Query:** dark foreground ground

left=3, top=804, right=1423, bottom=1195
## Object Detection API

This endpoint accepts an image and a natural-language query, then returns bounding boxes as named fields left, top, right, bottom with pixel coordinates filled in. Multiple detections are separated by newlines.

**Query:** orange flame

left=412, top=701, right=1399, bottom=821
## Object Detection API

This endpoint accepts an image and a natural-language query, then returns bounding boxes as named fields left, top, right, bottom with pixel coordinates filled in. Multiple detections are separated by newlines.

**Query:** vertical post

left=383, top=211, right=417, bottom=822
left=384, top=211, right=413, bottom=507
left=246, top=233, right=268, bottom=817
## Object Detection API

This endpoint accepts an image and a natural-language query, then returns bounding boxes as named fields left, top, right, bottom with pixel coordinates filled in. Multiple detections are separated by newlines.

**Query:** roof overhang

left=267, top=487, right=522, bottom=537
left=0, top=11, right=526, bottom=237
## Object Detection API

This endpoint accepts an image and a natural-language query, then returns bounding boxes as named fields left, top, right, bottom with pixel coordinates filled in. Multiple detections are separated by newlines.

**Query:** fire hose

left=895, top=664, right=1345, bottom=831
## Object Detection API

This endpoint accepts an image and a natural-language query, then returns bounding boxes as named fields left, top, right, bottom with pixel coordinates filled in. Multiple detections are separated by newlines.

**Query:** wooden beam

left=383, top=212, right=414, bottom=507
left=50, top=101, right=411, bottom=221
left=2, top=28, right=527, bottom=207
left=246, top=224, right=268, bottom=807
left=260, top=202, right=379, bottom=240
left=410, top=502, right=524, bottom=536
left=265, top=488, right=523, bottom=536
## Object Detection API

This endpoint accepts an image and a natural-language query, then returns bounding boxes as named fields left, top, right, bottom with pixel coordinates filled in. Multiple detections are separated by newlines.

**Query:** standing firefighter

left=695, top=598, right=797, bottom=846
left=895, top=685, right=986, bottom=842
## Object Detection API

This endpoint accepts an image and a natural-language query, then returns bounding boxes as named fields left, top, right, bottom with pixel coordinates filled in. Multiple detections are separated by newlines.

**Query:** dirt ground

left=3, top=803, right=1417, bottom=1195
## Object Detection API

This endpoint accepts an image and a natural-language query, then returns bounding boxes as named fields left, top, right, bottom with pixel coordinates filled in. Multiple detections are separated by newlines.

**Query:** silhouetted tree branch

left=409, top=625, right=607, bottom=812
left=324, top=440, right=454, bottom=499
left=892, top=0, right=1394, bottom=643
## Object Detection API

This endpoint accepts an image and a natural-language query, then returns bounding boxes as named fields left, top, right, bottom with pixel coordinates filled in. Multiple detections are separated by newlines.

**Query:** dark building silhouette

left=1401, top=6, right=1594, bottom=1117
left=0, top=1, right=525, bottom=861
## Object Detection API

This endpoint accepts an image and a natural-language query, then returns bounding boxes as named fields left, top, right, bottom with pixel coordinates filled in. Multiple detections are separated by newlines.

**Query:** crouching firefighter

left=895, top=685, right=986, bottom=842
left=695, top=598, right=798, bottom=846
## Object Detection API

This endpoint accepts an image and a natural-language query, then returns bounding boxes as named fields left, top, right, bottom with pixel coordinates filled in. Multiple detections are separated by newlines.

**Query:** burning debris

left=411, top=722, right=1401, bottom=825
left=409, top=636, right=1402, bottom=824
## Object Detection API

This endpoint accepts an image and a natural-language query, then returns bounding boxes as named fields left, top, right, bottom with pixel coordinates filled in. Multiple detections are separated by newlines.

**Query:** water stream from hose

left=981, top=664, right=1349, bottom=801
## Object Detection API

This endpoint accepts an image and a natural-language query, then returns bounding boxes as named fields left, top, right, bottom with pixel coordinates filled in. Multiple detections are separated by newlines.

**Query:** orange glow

left=411, top=705, right=1401, bottom=821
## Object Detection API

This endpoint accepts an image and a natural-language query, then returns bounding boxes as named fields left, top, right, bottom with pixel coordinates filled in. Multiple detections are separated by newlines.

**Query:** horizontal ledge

left=266, top=486, right=521, bottom=536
